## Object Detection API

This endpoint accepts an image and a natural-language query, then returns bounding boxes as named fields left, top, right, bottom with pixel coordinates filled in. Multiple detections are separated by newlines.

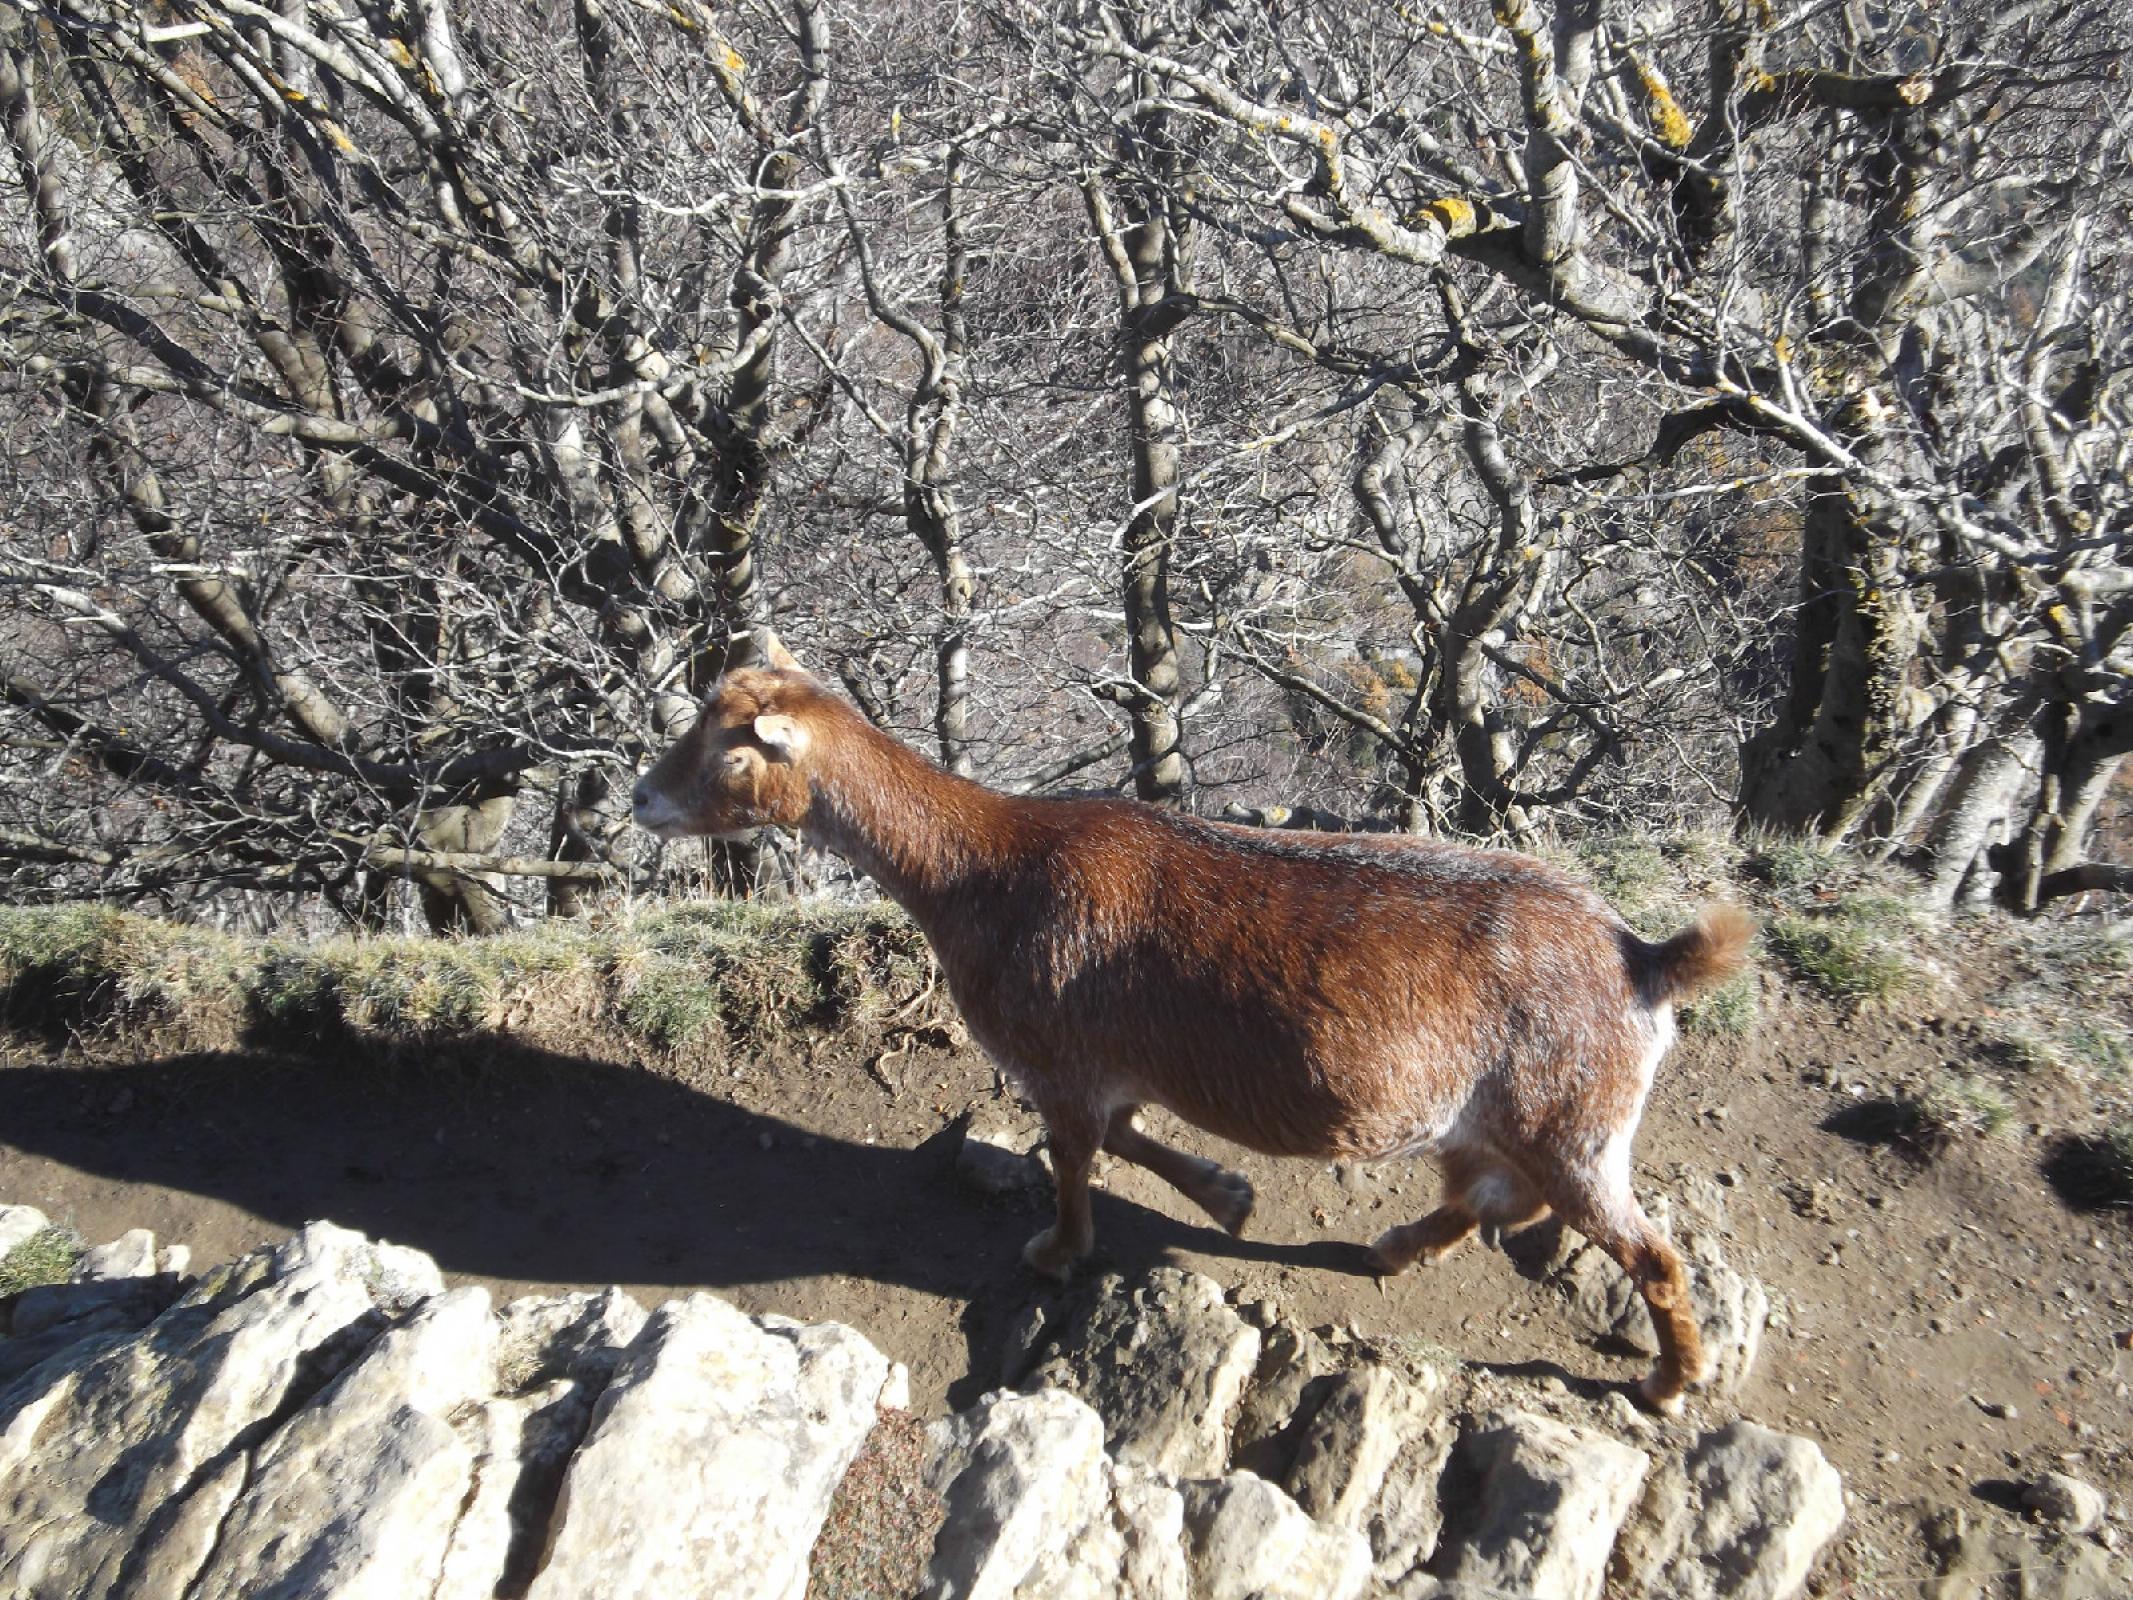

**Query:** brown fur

left=634, top=667, right=1753, bottom=1411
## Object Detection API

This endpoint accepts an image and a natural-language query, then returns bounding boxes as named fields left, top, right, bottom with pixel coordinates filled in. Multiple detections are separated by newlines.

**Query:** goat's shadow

left=0, top=1038, right=1377, bottom=1391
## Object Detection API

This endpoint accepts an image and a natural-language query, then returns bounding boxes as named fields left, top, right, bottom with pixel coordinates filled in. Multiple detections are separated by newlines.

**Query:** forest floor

left=2, top=841, right=2130, bottom=1596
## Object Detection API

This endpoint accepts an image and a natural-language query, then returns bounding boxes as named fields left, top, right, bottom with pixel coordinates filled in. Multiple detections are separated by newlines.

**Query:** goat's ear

left=752, top=713, right=811, bottom=760
left=759, top=630, right=803, bottom=672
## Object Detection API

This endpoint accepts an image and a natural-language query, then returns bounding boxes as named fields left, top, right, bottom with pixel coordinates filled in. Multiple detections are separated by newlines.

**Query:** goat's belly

left=1134, top=1050, right=1459, bottom=1162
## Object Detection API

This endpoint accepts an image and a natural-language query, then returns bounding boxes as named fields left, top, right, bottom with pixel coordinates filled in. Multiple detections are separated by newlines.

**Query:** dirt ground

left=3, top=952, right=2130, bottom=1596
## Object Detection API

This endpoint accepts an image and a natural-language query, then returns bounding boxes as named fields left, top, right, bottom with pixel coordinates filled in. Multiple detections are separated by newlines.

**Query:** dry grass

left=0, top=1225, right=82, bottom=1298
left=0, top=902, right=939, bottom=1068
left=806, top=1407, right=945, bottom=1600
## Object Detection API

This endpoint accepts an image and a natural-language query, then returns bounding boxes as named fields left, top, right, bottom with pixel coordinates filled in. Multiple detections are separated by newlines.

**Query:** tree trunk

left=1739, top=475, right=1925, bottom=838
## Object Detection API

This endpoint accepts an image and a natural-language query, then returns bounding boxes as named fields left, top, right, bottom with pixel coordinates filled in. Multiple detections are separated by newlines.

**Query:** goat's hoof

left=1636, top=1373, right=1687, bottom=1417
left=1368, top=1227, right=1418, bottom=1278
left=1200, top=1169, right=1255, bottom=1237
left=1022, top=1228, right=1083, bottom=1281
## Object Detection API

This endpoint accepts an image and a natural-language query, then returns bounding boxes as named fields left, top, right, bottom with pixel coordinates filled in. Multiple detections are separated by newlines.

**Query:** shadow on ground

left=0, top=1041, right=1377, bottom=1361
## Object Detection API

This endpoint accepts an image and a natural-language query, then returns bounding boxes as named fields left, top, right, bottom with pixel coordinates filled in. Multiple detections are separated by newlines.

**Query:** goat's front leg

left=1024, top=1107, right=1102, bottom=1279
left=1103, top=1111, right=1255, bottom=1236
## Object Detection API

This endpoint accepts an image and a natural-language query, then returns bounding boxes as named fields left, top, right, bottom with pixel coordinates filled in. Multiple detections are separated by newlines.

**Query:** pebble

left=2022, top=1472, right=2107, bottom=1535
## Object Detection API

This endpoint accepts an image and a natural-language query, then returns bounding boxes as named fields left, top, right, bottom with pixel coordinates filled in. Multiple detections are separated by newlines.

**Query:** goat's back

left=919, top=803, right=1661, bottom=1161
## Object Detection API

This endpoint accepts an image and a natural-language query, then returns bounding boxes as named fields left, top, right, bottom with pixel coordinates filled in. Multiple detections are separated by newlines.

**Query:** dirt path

left=4, top=984, right=2130, bottom=1594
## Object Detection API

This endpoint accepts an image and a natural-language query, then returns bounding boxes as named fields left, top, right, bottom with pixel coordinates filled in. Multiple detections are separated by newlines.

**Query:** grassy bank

left=0, top=901, right=941, bottom=1068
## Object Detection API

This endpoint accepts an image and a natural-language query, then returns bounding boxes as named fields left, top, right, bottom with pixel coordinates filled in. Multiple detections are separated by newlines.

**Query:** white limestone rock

left=526, top=1292, right=891, bottom=1600
left=1021, top=1269, right=1262, bottom=1479
left=923, top=1386, right=1112, bottom=1600
left=184, top=1286, right=498, bottom=1600
left=1613, top=1419, right=1845, bottom=1600
left=1430, top=1409, right=1650, bottom=1600
left=76, top=1228, right=158, bottom=1282
left=1179, top=1470, right=1373, bottom=1600
left=0, top=1221, right=411, bottom=1600
left=0, top=1204, right=53, bottom=1258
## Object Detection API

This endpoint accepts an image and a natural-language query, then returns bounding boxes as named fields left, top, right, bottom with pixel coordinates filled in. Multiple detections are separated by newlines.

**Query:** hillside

left=2, top=839, right=2129, bottom=1594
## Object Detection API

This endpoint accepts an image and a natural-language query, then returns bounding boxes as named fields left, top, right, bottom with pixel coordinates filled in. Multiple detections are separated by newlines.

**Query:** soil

left=3, top=952, right=2130, bottom=1595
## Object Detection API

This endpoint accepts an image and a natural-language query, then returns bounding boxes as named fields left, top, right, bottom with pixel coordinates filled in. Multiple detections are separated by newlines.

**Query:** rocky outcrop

left=1020, top=1268, right=1263, bottom=1479
left=2, top=1216, right=1871, bottom=1600
left=1611, top=1420, right=1846, bottom=1600
left=1431, top=1409, right=1651, bottom=1600
left=0, top=1220, right=900, bottom=1600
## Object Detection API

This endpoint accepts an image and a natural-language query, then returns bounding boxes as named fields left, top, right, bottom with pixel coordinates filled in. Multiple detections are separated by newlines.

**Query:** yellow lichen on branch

left=1634, top=54, right=1694, bottom=150
left=1411, top=195, right=1479, bottom=236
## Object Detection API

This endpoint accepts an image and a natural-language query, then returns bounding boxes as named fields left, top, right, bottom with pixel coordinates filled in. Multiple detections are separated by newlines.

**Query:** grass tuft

left=1913, top=1069, right=2017, bottom=1142
left=1766, top=894, right=1920, bottom=1002
left=0, top=1225, right=83, bottom=1297
left=1682, top=969, right=1760, bottom=1037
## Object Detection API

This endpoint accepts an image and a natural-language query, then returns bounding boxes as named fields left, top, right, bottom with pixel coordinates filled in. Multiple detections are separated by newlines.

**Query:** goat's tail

left=1644, top=904, right=1755, bottom=1004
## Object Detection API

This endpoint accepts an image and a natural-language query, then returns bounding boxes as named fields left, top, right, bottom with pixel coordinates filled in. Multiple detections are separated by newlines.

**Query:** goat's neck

left=798, top=711, right=1017, bottom=914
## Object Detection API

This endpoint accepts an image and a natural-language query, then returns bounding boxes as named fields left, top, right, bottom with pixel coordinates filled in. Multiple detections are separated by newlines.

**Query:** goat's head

left=632, top=650, right=817, bottom=841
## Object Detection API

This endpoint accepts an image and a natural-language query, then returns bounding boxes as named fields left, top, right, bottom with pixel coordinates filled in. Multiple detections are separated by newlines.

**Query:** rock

left=1285, top=1364, right=1429, bottom=1527
left=496, top=1287, right=648, bottom=1390
left=155, top=1245, right=190, bottom=1278
left=184, top=1286, right=499, bottom=1599
left=0, top=1204, right=54, bottom=1257
left=76, top=1227, right=158, bottom=1281
left=923, top=1386, right=1111, bottom=1599
left=1429, top=1409, right=1650, bottom=1600
left=997, top=1299, right=1057, bottom=1388
left=1614, top=1420, right=1845, bottom=1600
left=1282, top=1362, right=1454, bottom=1584
left=2025, top=1472, right=2108, bottom=1535
left=1552, top=1236, right=1768, bottom=1397
left=6, top=1271, right=183, bottom=1342
left=1227, top=1317, right=1347, bottom=1479
left=958, top=1112, right=1050, bottom=1197
left=1010, top=1458, right=1192, bottom=1600
left=1023, top=1269, right=1261, bottom=1479
left=527, top=1293, right=892, bottom=1600
left=1179, top=1471, right=1373, bottom=1600
left=0, top=1221, right=410, bottom=1600
left=1923, top=1504, right=2129, bottom=1600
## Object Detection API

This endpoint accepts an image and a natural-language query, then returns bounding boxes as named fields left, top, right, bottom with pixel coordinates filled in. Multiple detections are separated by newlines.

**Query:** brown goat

left=633, top=657, right=1752, bottom=1412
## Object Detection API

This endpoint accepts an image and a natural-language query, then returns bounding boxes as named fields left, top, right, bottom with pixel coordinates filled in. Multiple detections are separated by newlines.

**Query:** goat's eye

left=721, top=749, right=750, bottom=774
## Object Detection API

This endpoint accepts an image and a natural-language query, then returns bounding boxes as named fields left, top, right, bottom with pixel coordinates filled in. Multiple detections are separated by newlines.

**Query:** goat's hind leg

left=1548, top=1168, right=1707, bottom=1415
left=1372, top=1152, right=1547, bottom=1276
left=1103, top=1110, right=1255, bottom=1236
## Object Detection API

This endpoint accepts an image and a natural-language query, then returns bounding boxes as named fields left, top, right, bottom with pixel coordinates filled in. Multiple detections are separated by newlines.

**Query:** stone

left=959, top=1113, right=1051, bottom=1197
left=434, top=1375, right=609, bottom=1600
left=2024, top=1472, right=2108, bottom=1536
left=1614, top=1419, right=1845, bottom=1600
left=1283, top=1363, right=1444, bottom=1532
left=1179, top=1471, right=1373, bottom=1600
left=1228, top=1317, right=1346, bottom=1479
left=0, top=1205, right=52, bottom=1257
left=1923, top=1504, right=2129, bottom=1600
left=76, top=1228, right=158, bottom=1281
left=0, top=1221, right=414, bottom=1600
left=1428, top=1409, right=1650, bottom=1600
left=184, top=1286, right=498, bottom=1600
left=923, top=1386, right=1111, bottom=1600
left=1023, top=1269, right=1261, bottom=1479
left=6, top=1272, right=182, bottom=1342
left=1012, top=1461, right=1187, bottom=1600
left=527, top=1293, right=892, bottom=1600
left=496, top=1287, right=648, bottom=1391
left=1552, top=1236, right=1769, bottom=1397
